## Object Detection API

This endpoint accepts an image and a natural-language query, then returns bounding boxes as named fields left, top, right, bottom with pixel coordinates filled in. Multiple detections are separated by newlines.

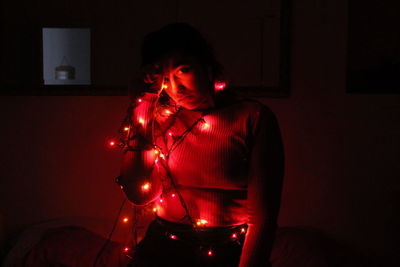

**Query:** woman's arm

left=118, top=92, right=163, bottom=205
left=239, top=106, right=284, bottom=267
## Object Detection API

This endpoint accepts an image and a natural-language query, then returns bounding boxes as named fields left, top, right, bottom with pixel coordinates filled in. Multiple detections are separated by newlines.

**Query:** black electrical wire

left=93, top=198, right=127, bottom=267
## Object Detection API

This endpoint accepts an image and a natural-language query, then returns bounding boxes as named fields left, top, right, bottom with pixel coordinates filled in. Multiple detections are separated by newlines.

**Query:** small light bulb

left=202, top=121, right=210, bottom=130
left=138, top=98, right=142, bottom=103
left=153, top=207, right=157, bottom=213
left=231, top=233, right=237, bottom=239
left=123, top=247, right=130, bottom=252
left=138, top=118, right=145, bottom=125
left=208, top=250, right=213, bottom=256
left=165, top=109, right=172, bottom=115
left=122, top=217, right=129, bottom=223
left=196, top=219, right=208, bottom=226
left=214, top=81, right=226, bottom=91
left=159, top=198, right=163, bottom=203
left=123, top=126, right=129, bottom=132
left=162, top=84, right=168, bottom=89
left=109, top=141, right=116, bottom=146
left=154, top=149, right=159, bottom=155
left=141, top=182, right=151, bottom=192
left=168, top=132, right=173, bottom=136
left=169, top=234, right=178, bottom=240
left=241, top=227, right=246, bottom=233
left=171, top=193, right=176, bottom=198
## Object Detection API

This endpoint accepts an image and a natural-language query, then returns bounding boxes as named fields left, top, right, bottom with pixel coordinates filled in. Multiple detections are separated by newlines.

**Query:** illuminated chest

left=158, top=108, right=251, bottom=190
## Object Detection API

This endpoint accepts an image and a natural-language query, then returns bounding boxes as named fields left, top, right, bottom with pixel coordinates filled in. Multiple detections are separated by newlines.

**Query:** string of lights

left=116, top=80, right=202, bottom=229
left=107, top=80, right=246, bottom=259
left=93, top=198, right=127, bottom=267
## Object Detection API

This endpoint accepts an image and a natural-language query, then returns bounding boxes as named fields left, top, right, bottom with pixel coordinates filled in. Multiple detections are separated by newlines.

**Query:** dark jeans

left=129, top=218, right=246, bottom=267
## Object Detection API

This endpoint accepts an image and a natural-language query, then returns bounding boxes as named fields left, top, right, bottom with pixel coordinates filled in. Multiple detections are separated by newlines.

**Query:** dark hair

left=141, top=23, right=223, bottom=82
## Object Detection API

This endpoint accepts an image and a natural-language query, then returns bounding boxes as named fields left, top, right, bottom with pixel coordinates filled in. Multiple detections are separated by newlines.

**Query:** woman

left=118, top=23, right=284, bottom=267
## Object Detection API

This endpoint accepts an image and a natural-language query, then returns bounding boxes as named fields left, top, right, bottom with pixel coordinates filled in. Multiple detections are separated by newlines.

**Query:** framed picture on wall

left=42, top=28, right=91, bottom=85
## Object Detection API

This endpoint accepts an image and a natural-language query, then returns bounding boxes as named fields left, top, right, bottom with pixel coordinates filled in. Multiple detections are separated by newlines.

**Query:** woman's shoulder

left=215, top=90, right=273, bottom=117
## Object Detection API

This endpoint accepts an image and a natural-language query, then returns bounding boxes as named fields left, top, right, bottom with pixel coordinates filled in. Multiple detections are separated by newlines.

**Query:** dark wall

left=1, top=0, right=177, bottom=88
left=1, top=0, right=400, bottom=266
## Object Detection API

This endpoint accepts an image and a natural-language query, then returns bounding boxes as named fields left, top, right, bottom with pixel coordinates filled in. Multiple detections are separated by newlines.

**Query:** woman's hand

left=118, top=149, right=164, bottom=205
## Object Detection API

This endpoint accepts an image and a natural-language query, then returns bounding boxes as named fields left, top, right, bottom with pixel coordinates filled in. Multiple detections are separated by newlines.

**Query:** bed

left=1, top=217, right=370, bottom=267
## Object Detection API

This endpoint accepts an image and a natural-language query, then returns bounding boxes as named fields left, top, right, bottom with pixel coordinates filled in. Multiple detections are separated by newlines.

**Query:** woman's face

left=161, top=55, right=215, bottom=110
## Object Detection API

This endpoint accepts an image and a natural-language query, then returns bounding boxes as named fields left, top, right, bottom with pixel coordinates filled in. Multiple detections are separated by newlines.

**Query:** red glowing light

left=153, top=149, right=159, bottom=155
left=123, top=126, right=129, bottom=132
left=241, top=227, right=246, bottom=233
left=231, top=233, right=237, bottom=239
left=165, top=109, right=172, bottom=115
left=138, top=118, right=145, bottom=125
left=196, top=219, right=208, bottom=226
left=123, top=247, right=130, bottom=252
left=202, top=121, right=210, bottom=130
left=122, top=217, right=129, bottom=223
left=214, top=81, right=226, bottom=91
left=159, top=198, right=163, bottom=203
left=138, top=98, right=142, bottom=103
left=169, top=234, right=178, bottom=240
left=107, top=140, right=117, bottom=148
left=141, top=182, right=151, bottom=192
left=153, top=207, right=157, bottom=213
left=171, top=193, right=176, bottom=198
left=168, top=132, right=173, bottom=136
left=208, top=250, right=213, bottom=256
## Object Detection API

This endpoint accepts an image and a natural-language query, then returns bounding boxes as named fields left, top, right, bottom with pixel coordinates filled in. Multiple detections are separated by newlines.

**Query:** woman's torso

left=154, top=99, right=262, bottom=227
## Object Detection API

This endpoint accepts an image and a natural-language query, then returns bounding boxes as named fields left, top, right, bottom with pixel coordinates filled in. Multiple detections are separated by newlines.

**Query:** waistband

left=154, top=216, right=248, bottom=246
